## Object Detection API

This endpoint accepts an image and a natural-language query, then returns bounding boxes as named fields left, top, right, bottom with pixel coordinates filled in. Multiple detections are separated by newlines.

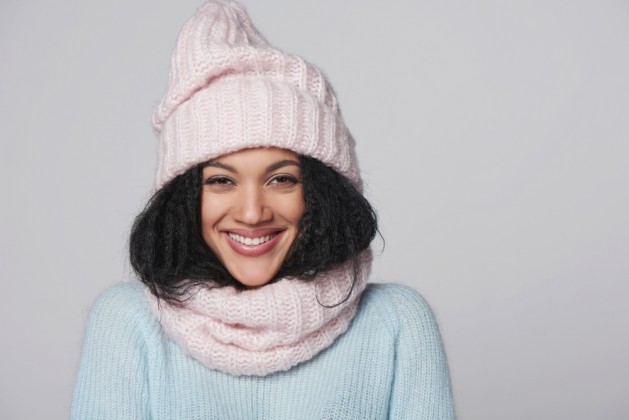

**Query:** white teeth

left=228, top=233, right=277, bottom=246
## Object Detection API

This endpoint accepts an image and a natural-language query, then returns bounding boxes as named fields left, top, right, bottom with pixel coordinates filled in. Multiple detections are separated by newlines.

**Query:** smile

left=227, top=232, right=278, bottom=246
left=223, top=229, right=285, bottom=257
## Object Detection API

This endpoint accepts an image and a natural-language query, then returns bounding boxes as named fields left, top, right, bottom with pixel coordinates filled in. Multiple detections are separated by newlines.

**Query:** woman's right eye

left=204, top=176, right=235, bottom=188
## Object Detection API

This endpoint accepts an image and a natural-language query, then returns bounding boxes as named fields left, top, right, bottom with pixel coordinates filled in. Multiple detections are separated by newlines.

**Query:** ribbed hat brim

left=156, top=76, right=360, bottom=189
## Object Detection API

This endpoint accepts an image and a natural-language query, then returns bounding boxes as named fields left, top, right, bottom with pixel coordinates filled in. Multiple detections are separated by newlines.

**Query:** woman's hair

left=129, top=155, right=378, bottom=304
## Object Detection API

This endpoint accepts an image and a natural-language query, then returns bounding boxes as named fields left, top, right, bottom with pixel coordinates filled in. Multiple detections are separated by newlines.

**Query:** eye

left=204, top=176, right=236, bottom=189
left=269, top=174, right=299, bottom=188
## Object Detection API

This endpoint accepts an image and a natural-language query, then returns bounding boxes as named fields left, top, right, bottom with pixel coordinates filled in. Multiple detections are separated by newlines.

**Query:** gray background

left=1, top=0, right=628, bottom=419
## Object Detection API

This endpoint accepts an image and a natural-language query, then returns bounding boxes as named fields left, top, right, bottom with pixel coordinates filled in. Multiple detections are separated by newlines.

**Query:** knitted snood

left=147, top=250, right=371, bottom=376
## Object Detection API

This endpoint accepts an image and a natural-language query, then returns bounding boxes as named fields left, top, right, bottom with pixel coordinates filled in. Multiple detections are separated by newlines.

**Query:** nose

left=233, top=186, right=272, bottom=225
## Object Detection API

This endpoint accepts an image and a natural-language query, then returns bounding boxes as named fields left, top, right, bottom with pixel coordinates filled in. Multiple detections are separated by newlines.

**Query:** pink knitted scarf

left=147, top=251, right=371, bottom=376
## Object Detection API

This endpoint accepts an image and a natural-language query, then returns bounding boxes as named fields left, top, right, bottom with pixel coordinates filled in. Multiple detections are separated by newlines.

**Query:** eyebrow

left=204, top=161, right=236, bottom=173
left=204, top=159, right=300, bottom=173
left=266, top=159, right=300, bottom=172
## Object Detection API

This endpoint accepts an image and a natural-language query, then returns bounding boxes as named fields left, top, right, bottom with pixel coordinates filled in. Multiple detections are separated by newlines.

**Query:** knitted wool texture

left=148, top=252, right=371, bottom=376
left=72, top=282, right=456, bottom=419
left=148, top=0, right=371, bottom=376
left=152, top=0, right=361, bottom=189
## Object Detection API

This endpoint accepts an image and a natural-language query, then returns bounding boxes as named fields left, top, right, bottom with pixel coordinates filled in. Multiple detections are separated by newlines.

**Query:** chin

left=232, top=271, right=278, bottom=289
left=226, top=260, right=284, bottom=289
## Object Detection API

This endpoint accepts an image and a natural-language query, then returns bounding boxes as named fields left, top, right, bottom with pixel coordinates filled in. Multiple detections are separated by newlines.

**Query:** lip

left=222, top=229, right=285, bottom=257
left=224, top=228, right=284, bottom=238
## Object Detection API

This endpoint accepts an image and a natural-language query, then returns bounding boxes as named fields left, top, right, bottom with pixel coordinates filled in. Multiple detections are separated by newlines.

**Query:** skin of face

left=200, top=147, right=304, bottom=288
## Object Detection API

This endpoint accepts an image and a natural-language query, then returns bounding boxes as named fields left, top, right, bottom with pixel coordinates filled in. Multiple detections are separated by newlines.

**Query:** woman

left=71, top=1, right=455, bottom=418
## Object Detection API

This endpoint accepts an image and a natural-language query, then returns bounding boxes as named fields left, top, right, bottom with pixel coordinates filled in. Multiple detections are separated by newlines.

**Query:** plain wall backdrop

left=1, top=0, right=628, bottom=418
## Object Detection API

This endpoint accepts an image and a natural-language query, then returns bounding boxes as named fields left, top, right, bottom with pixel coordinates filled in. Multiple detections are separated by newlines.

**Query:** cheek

left=200, top=193, right=225, bottom=245
left=285, top=190, right=305, bottom=226
left=266, top=191, right=304, bottom=233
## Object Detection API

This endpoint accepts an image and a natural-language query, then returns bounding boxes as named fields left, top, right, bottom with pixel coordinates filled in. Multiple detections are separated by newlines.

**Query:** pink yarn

left=148, top=251, right=372, bottom=376
left=147, top=0, right=372, bottom=377
left=152, top=0, right=361, bottom=189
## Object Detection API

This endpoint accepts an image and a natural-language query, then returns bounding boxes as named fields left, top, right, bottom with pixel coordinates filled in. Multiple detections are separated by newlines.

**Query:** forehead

left=204, top=147, right=300, bottom=170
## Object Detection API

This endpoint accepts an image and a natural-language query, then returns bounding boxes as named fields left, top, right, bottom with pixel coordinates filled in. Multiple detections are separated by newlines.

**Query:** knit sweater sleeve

left=71, top=283, right=153, bottom=420
left=376, top=284, right=456, bottom=419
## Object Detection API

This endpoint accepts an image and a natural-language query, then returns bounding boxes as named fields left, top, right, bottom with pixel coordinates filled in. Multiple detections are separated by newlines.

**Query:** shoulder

left=89, top=281, right=149, bottom=316
left=363, top=285, right=455, bottom=418
left=73, top=282, right=158, bottom=419
left=84, top=281, right=158, bottom=340
left=359, top=283, right=441, bottom=338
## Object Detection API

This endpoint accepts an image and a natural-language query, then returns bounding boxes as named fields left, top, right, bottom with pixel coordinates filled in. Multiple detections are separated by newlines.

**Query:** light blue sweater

left=72, top=282, right=455, bottom=419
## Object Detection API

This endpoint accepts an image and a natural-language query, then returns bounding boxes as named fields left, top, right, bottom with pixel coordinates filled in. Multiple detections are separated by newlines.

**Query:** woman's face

left=201, top=147, right=304, bottom=288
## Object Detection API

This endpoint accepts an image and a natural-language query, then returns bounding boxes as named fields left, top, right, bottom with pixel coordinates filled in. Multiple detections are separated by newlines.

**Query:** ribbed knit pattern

left=147, top=252, right=370, bottom=376
left=72, top=282, right=456, bottom=419
left=152, top=0, right=361, bottom=189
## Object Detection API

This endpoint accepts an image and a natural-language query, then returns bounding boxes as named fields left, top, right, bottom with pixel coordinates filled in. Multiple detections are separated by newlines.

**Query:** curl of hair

left=129, top=155, right=378, bottom=305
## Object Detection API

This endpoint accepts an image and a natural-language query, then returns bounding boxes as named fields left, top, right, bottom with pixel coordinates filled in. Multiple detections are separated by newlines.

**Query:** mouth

left=223, top=229, right=285, bottom=257
left=227, top=232, right=279, bottom=246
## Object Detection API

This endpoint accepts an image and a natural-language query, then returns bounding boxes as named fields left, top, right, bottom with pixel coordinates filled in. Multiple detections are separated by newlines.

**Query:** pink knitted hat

left=152, top=0, right=361, bottom=189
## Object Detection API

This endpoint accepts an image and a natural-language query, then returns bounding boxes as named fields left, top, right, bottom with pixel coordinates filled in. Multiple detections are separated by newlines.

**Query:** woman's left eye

left=269, top=175, right=298, bottom=187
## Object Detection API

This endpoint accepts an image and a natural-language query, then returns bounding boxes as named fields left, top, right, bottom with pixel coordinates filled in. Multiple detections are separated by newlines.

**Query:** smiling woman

left=71, top=1, right=455, bottom=418
left=200, top=148, right=304, bottom=288
left=127, top=148, right=378, bottom=303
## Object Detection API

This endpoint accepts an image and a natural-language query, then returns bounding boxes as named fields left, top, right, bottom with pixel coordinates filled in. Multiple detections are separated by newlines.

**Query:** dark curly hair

left=129, top=155, right=378, bottom=304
